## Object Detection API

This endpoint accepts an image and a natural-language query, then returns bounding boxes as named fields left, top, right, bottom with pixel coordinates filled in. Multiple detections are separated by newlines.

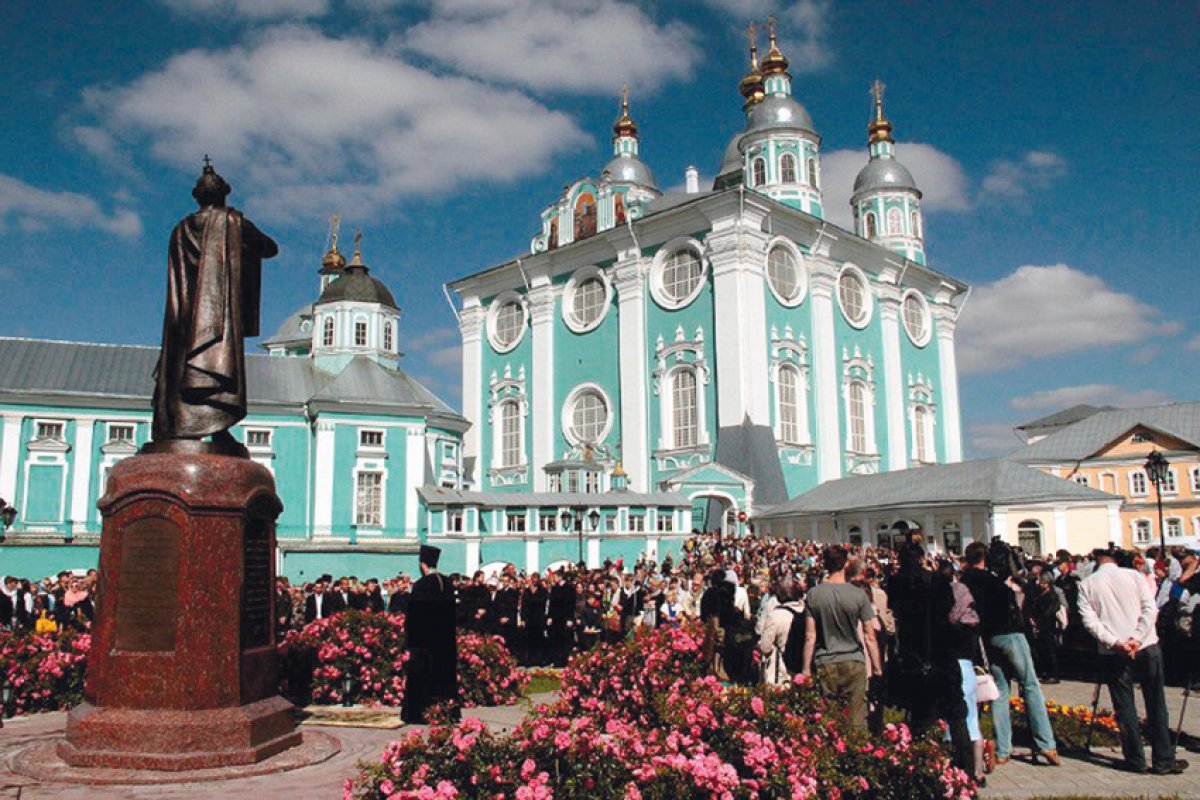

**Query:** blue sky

left=1, top=0, right=1196, bottom=457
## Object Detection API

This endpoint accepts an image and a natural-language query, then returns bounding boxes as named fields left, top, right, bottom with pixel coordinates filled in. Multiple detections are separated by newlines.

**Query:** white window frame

left=1129, top=470, right=1148, bottom=497
left=447, top=509, right=464, bottom=533
left=562, top=265, right=612, bottom=334
left=561, top=382, right=613, bottom=447
left=244, top=427, right=273, bottom=449
left=506, top=511, right=527, bottom=533
left=1163, top=468, right=1178, bottom=495
left=495, top=399, right=525, bottom=470
left=383, top=320, right=394, bottom=352
left=836, top=264, right=873, bottom=329
left=1132, top=518, right=1152, bottom=545
left=900, top=289, right=931, bottom=347
left=764, top=238, right=807, bottom=307
left=584, top=471, right=601, bottom=493
left=353, top=466, right=386, bottom=529
left=322, top=316, right=335, bottom=347
left=656, top=512, right=674, bottom=533
left=887, top=207, right=904, bottom=235
left=806, top=156, right=818, bottom=187
left=1017, top=519, right=1044, bottom=554
left=751, top=156, right=767, bottom=187
left=486, top=290, right=528, bottom=353
left=911, top=209, right=922, bottom=239
left=863, top=210, right=877, bottom=239
left=779, top=153, right=797, bottom=183
left=359, top=428, right=386, bottom=451
left=649, top=238, right=707, bottom=311
left=33, top=419, right=65, bottom=442
left=353, top=316, right=369, bottom=347
left=106, top=422, right=136, bottom=444
left=1166, top=516, right=1184, bottom=540
left=539, top=512, right=557, bottom=533
left=1191, top=467, right=1200, bottom=494
left=667, top=365, right=701, bottom=450
left=1073, top=474, right=1089, bottom=486
left=775, top=362, right=810, bottom=446
left=911, top=404, right=935, bottom=464
left=629, top=514, right=646, bottom=532
left=547, top=473, right=562, bottom=492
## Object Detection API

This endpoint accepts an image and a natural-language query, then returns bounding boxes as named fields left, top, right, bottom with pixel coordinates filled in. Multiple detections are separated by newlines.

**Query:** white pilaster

left=1052, top=505, right=1068, bottom=553
left=465, top=537, right=481, bottom=575
left=878, top=290, right=907, bottom=472
left=614, top=257, right=649, bottom=491
left=991, top=507, right=1009, bottom=544
left=69, top=421, right=95, bottom=534
left=313, top=420, right=336, bottom=537
left=1107, top=503, right=1122, bottom=546
left=0, top=415, right=21, bottom=502
left=587, top=536, right=600, bottom=569
left=961, top=510, right=975, bottom=544
left=459, top=302, right=485, bottom=486
left=708, top=220, right=771, bottom=426
left=923, top=511, right=937, bottom=550
left=934, top=306, right=963, bottom=462
left=405, top=426, right=424, bottom=537
left=528, top=283, right=556, bottom=490
left=809, top=264, right=841, bottom=483
left=525, top=537, right=540, bottom=575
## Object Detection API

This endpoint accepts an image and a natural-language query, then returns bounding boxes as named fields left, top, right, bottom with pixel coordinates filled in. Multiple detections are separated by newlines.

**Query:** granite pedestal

left=59, top=450, right=302, bottom=770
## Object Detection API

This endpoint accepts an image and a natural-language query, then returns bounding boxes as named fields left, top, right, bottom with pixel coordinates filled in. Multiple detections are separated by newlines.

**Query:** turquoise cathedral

left=0, top=29, right=968, bottom=579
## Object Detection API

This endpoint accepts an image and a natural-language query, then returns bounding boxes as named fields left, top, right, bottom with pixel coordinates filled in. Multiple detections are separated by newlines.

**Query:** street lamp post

left=1145, top=450, right=1170, bottom=556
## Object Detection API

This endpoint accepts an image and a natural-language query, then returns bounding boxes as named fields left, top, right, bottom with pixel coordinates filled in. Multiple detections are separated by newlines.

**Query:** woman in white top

left=758, top=578, right=805, bottom=685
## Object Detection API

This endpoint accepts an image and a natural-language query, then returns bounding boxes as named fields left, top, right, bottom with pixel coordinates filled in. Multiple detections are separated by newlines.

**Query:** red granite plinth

left=60, top=451, right=302, bottom=770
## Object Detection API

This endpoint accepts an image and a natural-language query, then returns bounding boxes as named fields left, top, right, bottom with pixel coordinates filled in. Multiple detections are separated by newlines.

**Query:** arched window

left=777, top=364, right=804, bottom=444
left=942, top=521, right=963, bottom=555
left=1017, top=520, right=1043, bottom=555
left=752, top=157, right=767, bottom=187
left=383, top=321, right=393, bottom=352
left=864, top=212, right=877, bottom=239
left=322, top=317, right=335, bottom=347
left=913, top=405, right=932, bottom=463
left=780, top=153, right=797, bottom=183
left=806, top=157, right=817, bottom=186
left=887, top=207, right=903, bottom=235
left=911, top=210, right=921, bottom=239
left=499, top=400, right=522, bottom=468
left=672, top=368, right=698, bottom=449
left=848, top=381, right=867, bottom=453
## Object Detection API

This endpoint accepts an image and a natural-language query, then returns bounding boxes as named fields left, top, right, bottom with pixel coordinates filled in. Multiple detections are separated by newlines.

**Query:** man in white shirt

left=1078, top=547, right=1186, bottom=775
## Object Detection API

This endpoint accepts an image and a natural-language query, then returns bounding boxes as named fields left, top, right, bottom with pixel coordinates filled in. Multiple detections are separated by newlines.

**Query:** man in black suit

left=402, top=545, right=458, bottom=724
left=304, top=577, right=342, bottom=624
left=362, top=578, right=385, bottom=612
left=547, top=569, right=577, bottom=666
left=494, top=574, right=521, bottom=654
left=387, top=575, right=411, bottom=614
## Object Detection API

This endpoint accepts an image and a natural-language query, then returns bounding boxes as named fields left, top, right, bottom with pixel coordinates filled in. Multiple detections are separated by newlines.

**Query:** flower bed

left=347, top=625, right=978, bottom=800
left=1006, top=696, right=1121, bottom=751
left=0, top=629, right=90, bottom=716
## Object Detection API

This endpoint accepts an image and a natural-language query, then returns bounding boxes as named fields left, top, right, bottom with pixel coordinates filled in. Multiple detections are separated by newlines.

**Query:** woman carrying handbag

left=947, top=563, right=994, bottom=786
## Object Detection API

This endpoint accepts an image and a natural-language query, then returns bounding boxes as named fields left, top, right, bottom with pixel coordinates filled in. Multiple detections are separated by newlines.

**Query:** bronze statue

left=150, top=159, right=278, bottom=452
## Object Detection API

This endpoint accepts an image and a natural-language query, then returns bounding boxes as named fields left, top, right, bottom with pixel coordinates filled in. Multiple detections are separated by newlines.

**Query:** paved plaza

left=3, top=683, right=1200, bottom=799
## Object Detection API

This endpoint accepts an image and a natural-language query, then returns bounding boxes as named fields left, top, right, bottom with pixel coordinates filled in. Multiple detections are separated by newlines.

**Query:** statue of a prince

left=150, top=159, right=278, bottom=451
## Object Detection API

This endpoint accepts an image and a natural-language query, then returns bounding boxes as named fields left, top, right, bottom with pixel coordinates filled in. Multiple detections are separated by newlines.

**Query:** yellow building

left=1013, top=403, right=1200, bottom=550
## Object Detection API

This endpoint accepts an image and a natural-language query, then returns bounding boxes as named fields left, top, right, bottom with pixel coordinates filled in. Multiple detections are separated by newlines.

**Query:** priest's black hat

left=419, top=545, right=441, bottom=568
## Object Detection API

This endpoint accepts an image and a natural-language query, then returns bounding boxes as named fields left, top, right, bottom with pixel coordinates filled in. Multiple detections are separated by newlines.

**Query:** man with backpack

left=800, top=547, right=879, bottom=732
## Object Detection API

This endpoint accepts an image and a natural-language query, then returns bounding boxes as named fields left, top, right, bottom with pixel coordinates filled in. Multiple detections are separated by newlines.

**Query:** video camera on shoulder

left=988, top=536, right=1028, bottom=580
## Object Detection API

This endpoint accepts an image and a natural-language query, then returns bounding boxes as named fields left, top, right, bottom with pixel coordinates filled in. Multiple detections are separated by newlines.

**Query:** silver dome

left=717, top=133, right=742, bottom=176
left=745, top=95, right=816, bottom=136
left=852, top=157, right=920, bottom=198
left=604, top=154, right=657, bottom=189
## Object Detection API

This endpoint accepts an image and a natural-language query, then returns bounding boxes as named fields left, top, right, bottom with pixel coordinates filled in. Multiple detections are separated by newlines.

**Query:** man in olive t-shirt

left=802, top=546, right=879, bottom=732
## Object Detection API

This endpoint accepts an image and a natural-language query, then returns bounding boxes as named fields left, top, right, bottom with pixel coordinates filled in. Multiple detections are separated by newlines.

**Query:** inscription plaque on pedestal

left=115, top=517, right=180, bottom=652
left=241, top=516, right=272, bottom=650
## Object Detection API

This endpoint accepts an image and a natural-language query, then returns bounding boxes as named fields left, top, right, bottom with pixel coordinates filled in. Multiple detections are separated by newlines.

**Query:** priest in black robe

left=402, top=545, right=458, bottom=724
left=152, top=159, right=278, bottom=447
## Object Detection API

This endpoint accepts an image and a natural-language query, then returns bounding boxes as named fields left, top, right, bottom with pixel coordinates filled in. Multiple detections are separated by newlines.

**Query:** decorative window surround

left=842, top=346, right=879, bottom=474
left=769, top=325, right=813, bottom=462
left=562, top=382, right=614, bottom=447
left=30, top=420, right=69, bottom=450
left=562, top=265, right=612, bottom=333
left=653, top=326, right=710, bottom=461
left=357, top=428, right=387, bottom=457
left=901, top=289, right=932, bottom=347
left=488, top=364, right=529, bottom=484
left=353, top=464, right=386, bottom=531
left=649, top=238, right=708, bottom=311
left=1129, top=470, right=1148, bottom=497
left=1132, top=518, right=1152, bottom=545
left=486, top=290, right=528, bottom=353
left=907, top=374, right=937, bottom=465
left=764, top=238, right=807, bottom=307
left=836, top=264, right=873, bottom=329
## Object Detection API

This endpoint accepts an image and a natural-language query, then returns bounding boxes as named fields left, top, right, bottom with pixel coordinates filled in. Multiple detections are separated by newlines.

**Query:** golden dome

left=738, top=24, right=765, bottom=104
left=761, top=17, right=790, bottom=76
left=612, top=85, right=638, bottom=139
left=867, top=79, right=894, bottom=144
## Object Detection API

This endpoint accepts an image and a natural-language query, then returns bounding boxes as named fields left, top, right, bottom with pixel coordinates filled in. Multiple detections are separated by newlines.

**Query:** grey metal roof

left=316, top=267, right=398, bottom=310
left=1009, top=403, right=1200, bottom=463
left=0, top=338, right=462, bottom=422
left=1015, top=404, right=1111, bottom=435
left=759, top=458, right=1119, bottom=518
left=717, top=132, right=743, bottom=177
left=603, top=154, right=657, bottom=189
left=744, top=95, right=816, bottom=136
left=713, top=419, right=789, bottom=506
left=418, top=486, right=690, bottom=508
left=262, top=304, right=313, bottom=349
left=852, top=156, right=920, bottom=198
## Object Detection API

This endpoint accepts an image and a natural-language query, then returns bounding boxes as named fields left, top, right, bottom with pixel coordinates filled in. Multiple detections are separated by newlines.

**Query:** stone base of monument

left=60, top=451, right=302, bottom=771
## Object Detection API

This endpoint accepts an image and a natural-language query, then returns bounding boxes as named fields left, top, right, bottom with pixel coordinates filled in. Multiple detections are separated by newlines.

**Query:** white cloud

left=819, top=143, right=971, bottom=229
left=981, top=150, right=1067, bottom=199
left=0, top=174, right=142, bottom=239
left=80, top=28, right=587, bottom=223
left=1009, top=384, right=1171, bottom=412
left=957, top=264, right=1180, bottom=374
left=699, top=0, right=833, bottom=72
left=162, top=0, right=329, bottom=19
left=397, top=0, right=701, bottom=94
left=968, top=422, right=1024, bottom=456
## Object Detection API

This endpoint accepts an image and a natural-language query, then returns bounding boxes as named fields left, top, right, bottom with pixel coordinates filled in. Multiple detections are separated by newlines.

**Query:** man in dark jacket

left=402, top=545, right=458, bottom=724
left=494, top=575, right=521, bottom=655
left=547, top=570, right=577, bottom=665
left=961, top=541, right=1059, bottom=765
left=521, top=573, right=549, bottom=666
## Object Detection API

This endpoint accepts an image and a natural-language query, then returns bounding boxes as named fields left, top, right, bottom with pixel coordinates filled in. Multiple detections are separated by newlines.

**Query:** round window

left=654, top=244, right=705, bottom=308
left=902, top=291, right=930, bottom=346
left=837, top=268, right=871, bottom=327
left=488, top=294, right=527, bottom=352
left=766, top=244, right=805, bottom=306
left=564, top=269, right=610, bottom=333
left=564, top=386, right=612, bottom=446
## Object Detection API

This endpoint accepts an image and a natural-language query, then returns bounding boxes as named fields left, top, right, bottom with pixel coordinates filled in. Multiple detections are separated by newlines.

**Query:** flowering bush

left=0, top=629, right=90, bottom=715
left=1005, top=696, right=1121, bottom=751
left=347, top=625, right=978, bottom=800
left=284, top=612, right=526, bottom=709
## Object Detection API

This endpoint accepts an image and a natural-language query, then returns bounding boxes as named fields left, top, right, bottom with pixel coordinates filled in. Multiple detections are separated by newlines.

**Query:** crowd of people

left=7, top=529, right=1200, bottom=782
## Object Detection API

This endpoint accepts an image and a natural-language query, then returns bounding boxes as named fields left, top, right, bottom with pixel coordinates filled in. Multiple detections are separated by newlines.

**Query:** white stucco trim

left=69, top=421, right=94, bottom=534
left=934, top=307, right=963, bottom=462
left=614, top=258, right=649, bottom=492
left=561, top=382, right=615, bottom=448
left=810, top=270, right=841, bottom=482
left=0, top=415, right=20, bottom=502
left=486, top=289, right=529, bottom=354
left=878, top=296, right=906, bottom=471
left=313, top=420, right=336, bottom=536
left=900, top=289, right=932, bottom=347
left=561, top=265, right=612, bottom=334
left=529, top=284, right=556, bottom=490
left=649, top=237, right=708, bottom=310
left=405, top=426, right=424, bottom=536
left=763, top=236, right=808, bottom=307
left=836, top=263, right=874, bottom=329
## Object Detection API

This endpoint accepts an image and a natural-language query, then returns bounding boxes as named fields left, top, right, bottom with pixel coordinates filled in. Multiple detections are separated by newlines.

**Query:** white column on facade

left=923, top=511, right=937, bottom=550
left=69, top=421, right=95, bottom=534
left=528, top=282, right=557, bottom=491
left=459, top=303, right=485, bottom=486
left=1107, top=503, right=1122, bottom=545
left=613, top=255, right=649, bottom=491
left=809, top=264, right=842, bottom=483
left=405, top=426, right=424, bottom=538
left=0, top=415, right=21, bottom=502
left=708, top=218, right=771, bottom=427
left=465, top=537, right=481, bottom=575
left=313, top=420, right=336, bottom=537
left=991, top=507, right=1009, bottom=544
left=877, top=288, right=908, bottom=471
left=525, top=537, right=540, bottom=575
left=961, top=510, right=975, bottom=544
left=587, top=536, right=601, bottom=569
left=933, top=305, right=963, bottom=462
left=1052, top=505, right=1068, bottom=552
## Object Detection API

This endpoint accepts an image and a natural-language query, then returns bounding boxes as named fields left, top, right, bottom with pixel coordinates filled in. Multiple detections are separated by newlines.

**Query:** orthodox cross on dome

left=867, top=78, right=894, bottom=144
left=202, top=154, right=212, bottom=169
left=613, top=83, right=638, bottom=140
left=745, top=22, right=758, bottom=55
left=870, top=79, right=886, bottom=111
left=327, top=213, right=341, bottom=251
